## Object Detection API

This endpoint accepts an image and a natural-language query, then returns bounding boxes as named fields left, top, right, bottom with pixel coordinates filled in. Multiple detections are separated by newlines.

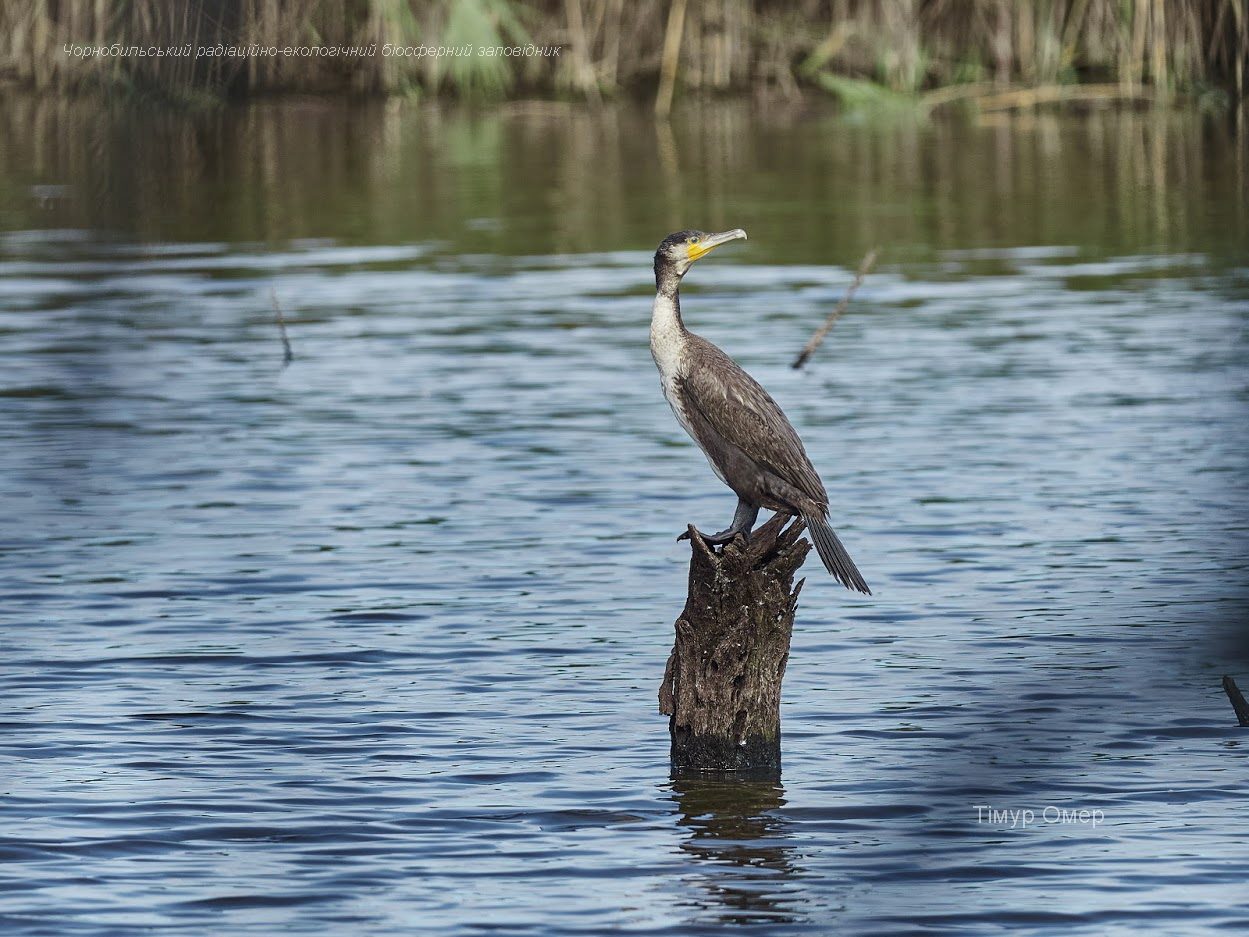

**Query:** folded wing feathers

left=679, top=334, right=829, bottom=507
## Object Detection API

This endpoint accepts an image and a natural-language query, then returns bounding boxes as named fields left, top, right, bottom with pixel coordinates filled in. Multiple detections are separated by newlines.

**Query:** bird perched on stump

left=649, top=228, right=871, bottom=594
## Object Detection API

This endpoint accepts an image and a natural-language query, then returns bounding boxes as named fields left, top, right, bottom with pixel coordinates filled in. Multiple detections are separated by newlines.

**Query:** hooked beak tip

left=688, top=227, right=748, bottom=261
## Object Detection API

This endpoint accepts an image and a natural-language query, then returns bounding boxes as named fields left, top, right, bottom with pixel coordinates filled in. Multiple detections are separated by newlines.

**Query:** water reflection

left=667, top=776, right=806, bottom=927
left=0, top=95, right=1244, bottom=264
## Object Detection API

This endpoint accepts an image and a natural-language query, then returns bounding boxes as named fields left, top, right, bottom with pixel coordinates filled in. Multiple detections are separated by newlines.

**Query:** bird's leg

left=697, top=498, right=759, bottom=546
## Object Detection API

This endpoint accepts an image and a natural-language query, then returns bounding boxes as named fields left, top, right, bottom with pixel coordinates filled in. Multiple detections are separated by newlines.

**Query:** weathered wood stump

left=659, top=513, right=811, bottom=775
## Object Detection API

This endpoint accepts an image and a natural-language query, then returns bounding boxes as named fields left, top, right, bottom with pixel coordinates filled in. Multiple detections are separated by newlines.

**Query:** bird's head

left=654, top=228, right=747, bottom=291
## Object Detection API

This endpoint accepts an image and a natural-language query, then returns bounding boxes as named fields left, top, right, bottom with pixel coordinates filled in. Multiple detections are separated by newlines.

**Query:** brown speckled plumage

left=650, top=229, right=870, bottom=594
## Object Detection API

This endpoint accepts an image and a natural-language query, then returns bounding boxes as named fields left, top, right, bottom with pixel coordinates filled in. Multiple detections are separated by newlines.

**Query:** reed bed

left=1, top=1, right=1244, bottom=103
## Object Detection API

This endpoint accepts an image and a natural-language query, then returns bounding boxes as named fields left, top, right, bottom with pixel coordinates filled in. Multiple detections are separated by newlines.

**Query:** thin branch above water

left=792, top=248, right=877, bottom=371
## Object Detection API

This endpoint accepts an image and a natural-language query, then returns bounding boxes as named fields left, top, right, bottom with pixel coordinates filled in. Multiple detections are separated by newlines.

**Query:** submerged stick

left=271, top=288, right=293, bottom=369
left=1223, top=676, right=1249, bottom=727
left=660, top=514, right=810, bottom=775
left=791, top=248, right=877, bottom=370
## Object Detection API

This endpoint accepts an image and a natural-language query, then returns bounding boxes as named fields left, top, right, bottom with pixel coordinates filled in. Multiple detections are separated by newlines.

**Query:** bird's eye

left=688, top=236, right=699, bottom=244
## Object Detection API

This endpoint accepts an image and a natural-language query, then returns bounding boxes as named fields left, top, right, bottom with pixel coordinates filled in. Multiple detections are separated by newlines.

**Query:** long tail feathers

left=803, top=513, right=871, bottom=595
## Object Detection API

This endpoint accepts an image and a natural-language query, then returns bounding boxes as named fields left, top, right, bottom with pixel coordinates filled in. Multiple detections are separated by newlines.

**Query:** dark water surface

left=1, top=98, right=1248, bottom=934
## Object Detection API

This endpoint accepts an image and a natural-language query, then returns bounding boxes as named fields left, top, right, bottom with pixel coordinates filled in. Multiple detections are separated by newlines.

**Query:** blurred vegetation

left=0, top=1, right=1245, bottom=105
left=3, top=94, right=1244, bottom=263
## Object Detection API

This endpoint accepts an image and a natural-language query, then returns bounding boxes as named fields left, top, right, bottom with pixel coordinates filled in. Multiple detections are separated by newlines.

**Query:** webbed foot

left=677, top=526, right=747, bottom=546
left=676, top=499, right=760, bottom=547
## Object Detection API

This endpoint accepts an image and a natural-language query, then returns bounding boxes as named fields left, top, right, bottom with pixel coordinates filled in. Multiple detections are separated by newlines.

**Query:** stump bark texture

left=659, top=513, right=810, bottom=774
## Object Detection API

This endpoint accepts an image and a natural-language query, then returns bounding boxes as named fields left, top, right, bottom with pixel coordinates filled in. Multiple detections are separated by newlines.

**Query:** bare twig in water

left=1223, top=676, right=1249, bottom=727
left=271, top=288, right=293, bottom=369
left=791, top=248, right=877, bottom=370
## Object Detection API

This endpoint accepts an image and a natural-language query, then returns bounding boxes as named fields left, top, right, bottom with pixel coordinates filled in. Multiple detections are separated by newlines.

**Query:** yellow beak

left=688, top=228, right=747, bottom=262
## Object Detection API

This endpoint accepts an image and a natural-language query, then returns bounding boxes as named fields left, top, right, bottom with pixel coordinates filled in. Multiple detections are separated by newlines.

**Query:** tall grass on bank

left=1, top=1, right=1245, bottom=102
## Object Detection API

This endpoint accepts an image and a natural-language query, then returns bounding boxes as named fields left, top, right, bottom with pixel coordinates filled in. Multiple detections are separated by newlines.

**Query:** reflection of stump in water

left=669, top=776, right=801, bottom=925
left=660, top=514, right=809, bottom=775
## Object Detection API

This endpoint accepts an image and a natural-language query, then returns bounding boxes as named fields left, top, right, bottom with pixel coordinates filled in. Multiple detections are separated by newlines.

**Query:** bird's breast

left=650, top=321, right=729, bottom=485
left=650, top=326, right=691, bottom=430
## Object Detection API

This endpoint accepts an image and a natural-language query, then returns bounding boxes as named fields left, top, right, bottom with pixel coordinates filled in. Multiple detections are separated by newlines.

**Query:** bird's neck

left=650, top=281, right=685, bottom=343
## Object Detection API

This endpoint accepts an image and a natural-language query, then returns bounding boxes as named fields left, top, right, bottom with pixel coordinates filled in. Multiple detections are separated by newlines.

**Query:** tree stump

left=659, top=513, right=810, bottom=775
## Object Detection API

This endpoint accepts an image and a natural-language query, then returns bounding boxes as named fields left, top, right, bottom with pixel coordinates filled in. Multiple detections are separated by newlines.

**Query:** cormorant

left=650, top=229, right=871, bottom=594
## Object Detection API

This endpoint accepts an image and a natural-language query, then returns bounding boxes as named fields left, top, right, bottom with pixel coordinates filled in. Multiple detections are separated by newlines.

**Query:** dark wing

left=678, top=333, right=828, bottom=506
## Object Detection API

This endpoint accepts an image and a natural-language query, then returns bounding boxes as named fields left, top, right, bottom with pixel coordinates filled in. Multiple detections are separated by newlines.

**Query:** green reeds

left=0, top=1, right=1244, bottom=103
